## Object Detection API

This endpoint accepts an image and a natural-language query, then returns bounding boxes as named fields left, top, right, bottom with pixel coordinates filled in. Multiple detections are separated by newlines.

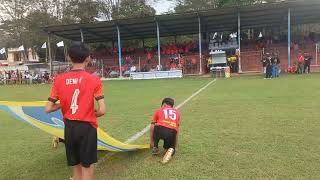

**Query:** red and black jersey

left=152, top=105, right=181, bottom=132
left=48, top=69, right=104, bottom=128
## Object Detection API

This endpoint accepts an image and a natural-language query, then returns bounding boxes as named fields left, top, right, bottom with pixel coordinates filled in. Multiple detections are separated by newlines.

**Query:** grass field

left=1, top=74, right=320, bottom=179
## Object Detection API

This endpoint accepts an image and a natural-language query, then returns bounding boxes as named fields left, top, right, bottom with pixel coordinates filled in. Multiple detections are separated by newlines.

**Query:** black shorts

left=64, top=120, right=97, bottom=168
left=153, top=125, right=177, bottom=149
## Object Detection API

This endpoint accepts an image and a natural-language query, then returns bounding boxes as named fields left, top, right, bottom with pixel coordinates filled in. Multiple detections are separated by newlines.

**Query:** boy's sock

left=52, top=136, right=59, bottom=148
left=161, top=148, right=174, bottom=164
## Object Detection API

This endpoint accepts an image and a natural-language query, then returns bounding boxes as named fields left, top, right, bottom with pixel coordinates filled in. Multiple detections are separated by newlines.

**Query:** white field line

left=124, top=78, right=217, bottom=144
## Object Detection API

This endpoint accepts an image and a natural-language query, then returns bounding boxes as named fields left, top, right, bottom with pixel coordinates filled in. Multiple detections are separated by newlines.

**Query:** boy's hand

left=45, top=101, right=60, bottom=113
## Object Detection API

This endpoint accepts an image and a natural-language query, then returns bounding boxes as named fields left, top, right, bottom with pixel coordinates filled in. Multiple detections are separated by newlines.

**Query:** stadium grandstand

left=43, top=0, right=320, bottom=78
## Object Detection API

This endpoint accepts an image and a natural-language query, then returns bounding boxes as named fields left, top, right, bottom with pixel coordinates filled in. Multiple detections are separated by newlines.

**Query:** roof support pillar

left=156, top=21, right=161, bottom=67
left=288, top=8, right=291, bottom=68
left=116, top=25, right=123, bottom=78
left=198, top=16, right=202, bottom=75
left=48, top=33, right=53, bottom=76
left=237, top=12, right=242, bottom=73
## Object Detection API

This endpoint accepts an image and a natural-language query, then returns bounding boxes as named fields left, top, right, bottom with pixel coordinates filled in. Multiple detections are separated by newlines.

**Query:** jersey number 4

left=163, top=109, right=177, bottom=121
left=70, top=89, right=80, bottom=114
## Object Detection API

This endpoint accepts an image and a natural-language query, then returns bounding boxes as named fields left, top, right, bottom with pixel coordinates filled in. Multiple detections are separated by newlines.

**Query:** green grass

left=1, top=74, right=320, bottom=179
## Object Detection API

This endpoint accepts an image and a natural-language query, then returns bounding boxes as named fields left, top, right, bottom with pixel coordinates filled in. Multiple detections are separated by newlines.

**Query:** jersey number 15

left=163, top=109, right=177, bottom=121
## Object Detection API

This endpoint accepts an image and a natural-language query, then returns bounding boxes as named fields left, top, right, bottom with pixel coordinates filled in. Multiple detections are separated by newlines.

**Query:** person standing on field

left=45, top=42, right=106, bottom=180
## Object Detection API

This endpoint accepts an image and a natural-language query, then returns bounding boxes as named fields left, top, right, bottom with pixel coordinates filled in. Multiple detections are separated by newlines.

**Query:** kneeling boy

left=150, top=98, right=181, bottom=164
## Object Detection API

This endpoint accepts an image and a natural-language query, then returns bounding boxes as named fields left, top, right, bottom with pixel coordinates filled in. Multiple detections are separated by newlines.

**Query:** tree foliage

left=0, top=0, right=157, bottom=48
left=173, top=0, right=279, bottom=13
left=112, top=0, right=156, bottom=19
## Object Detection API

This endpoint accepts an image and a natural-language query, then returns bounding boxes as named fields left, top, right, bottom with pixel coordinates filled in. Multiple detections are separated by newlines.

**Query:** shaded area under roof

left=43, top=0, right=320, bottom=43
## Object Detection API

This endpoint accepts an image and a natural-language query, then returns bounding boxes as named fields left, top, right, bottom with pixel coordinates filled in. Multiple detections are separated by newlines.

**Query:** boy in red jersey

left=150, top=98, right=181, bottom=164
left=45, top=42, right=106, bottom=180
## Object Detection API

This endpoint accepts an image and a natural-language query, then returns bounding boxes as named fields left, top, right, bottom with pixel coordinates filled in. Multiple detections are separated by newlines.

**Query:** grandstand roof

left=43, top=0, right=320, bottom=43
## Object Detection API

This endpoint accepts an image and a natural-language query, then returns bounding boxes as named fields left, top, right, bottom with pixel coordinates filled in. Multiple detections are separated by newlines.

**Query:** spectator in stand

left=44, top=71, right=50, bottom=83
left=156, top=64, right=162, bottom=71
left=228, top=55, right=237, bottom=73
left=11, top=70, right=17, bottom=84
left=130, top=65, right=137, bottom=72
left=271, top=56, right=278, bottom=78
left=297, top=52, right=304, bottom=74
left=275, top=54, right=280, bottom=77
left=264, top=53, right=272, bottom=79
left=121, top=64, right=127, bottom=74
left=170, top=62, right=177, bottom=70
left=191, top=57, right=197, bottom=74
left=150, top=66, right=156, bottom=72
left=26, top=71, right=33, bottom=84
left=0, top=71, right=3, bottom=84
left=293, top=42, right=299, bottom=52
left=147, top=51, right=153, bottom=64
left=303, top=52, right=312, bottom=74
left=179, top=55, right=185, bottom=66
left=207, top=56, right=213, bottom=69
left=16, top=69, right=21, bottom=84
left=33, top=72, right=40, bottom=83
left=141, top=64, right=148, bottom=72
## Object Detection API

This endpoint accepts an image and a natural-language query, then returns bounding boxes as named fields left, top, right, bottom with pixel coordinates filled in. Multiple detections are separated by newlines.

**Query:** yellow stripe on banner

left=97, top=128, right=149, bottom=150
left=0, top=101, right=47, bottom=106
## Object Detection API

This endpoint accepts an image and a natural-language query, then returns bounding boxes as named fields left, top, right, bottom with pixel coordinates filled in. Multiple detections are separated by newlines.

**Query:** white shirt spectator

left=33, top=74, right=39, bottom=80
left=130, top=65, right=137, bottom=72
left=156, top=64, right=162, bottom=71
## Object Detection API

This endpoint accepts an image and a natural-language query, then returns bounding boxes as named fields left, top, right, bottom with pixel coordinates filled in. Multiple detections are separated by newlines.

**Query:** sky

left=150, top=0, right=177, bottom=14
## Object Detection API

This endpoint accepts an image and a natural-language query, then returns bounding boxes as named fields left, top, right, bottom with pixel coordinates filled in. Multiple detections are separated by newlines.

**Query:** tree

left=0, top=0, right=155, bottom=49
left=112, top=0, right=156, bottom=19
left=0, top=0, right=106, bottom=48
left=172, top=0, right=279, bottom=13
left=0, top=0, right=36, bottom=46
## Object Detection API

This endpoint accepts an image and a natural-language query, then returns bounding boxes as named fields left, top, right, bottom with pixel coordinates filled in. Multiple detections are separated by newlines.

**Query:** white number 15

left=163, top=109, right=177, bottom=120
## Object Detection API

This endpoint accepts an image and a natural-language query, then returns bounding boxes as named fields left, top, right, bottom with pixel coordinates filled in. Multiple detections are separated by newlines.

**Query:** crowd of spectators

left=0, top=70, right=51, bottom=85
left=261, top=52, right=280, bottom=79
left=287, top=52, right=312, bottom=74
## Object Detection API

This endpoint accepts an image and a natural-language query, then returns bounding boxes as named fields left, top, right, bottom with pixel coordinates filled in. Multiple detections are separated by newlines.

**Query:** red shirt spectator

left=147, top=52, right=152, bottom=60
left=170, top=63, right=177, bottom=69
left=192, top=57, right=197, bottom=65
left=298, top=54, right=304, bottom=63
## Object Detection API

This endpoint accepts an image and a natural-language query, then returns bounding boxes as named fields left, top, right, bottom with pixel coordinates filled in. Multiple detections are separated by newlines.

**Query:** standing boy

left=150, top=98, right=181, bottom=164
left=303, top=52, right=312, bottom=73
left=45, top=42, right=106, bottom=180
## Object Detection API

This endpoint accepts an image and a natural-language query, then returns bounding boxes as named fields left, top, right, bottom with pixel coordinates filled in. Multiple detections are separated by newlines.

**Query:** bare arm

left=150, top=123, right=155, bottom=148
left=95, top=99, right=106, bottom=117
left=45, top=101, right=61, bottom=113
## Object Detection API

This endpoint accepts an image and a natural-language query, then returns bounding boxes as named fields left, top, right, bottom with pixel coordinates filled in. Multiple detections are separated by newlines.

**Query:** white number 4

left=70, top=89, right=80, bottom=114
left=163, top=109, right=177, bottom=121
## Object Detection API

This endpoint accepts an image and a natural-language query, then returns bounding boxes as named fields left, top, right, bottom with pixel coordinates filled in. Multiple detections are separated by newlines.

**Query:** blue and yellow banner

left=0, top=101, right=149, bottom=151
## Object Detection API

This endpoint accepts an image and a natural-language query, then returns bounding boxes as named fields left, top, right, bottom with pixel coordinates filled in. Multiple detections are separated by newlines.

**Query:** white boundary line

left=97, top=79, right=216, bottom=166
left=125, top=78, right=217, bottom=144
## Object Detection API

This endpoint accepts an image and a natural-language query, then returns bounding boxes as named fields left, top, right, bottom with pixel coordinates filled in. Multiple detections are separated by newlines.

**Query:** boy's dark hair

left=162, top=98, right=174, bottom=107
left=68, top=42, right=90, bottom=63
